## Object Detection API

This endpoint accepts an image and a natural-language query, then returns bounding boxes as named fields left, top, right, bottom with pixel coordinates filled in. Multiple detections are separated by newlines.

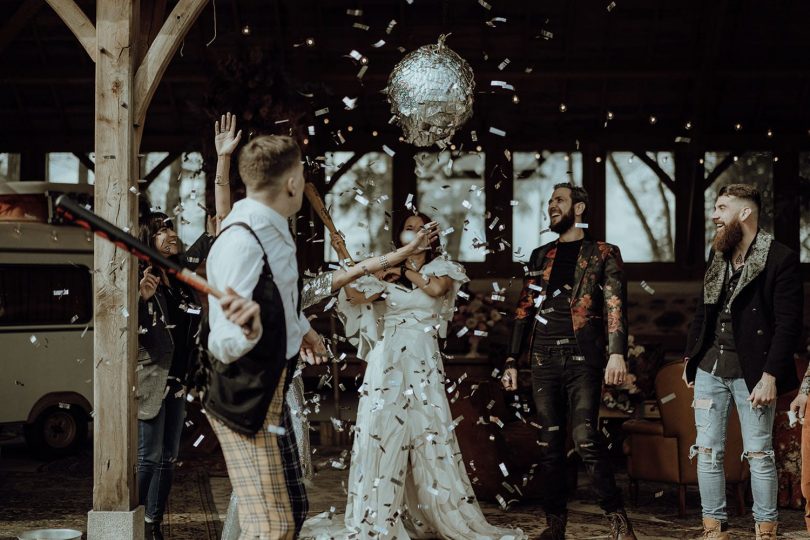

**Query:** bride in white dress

left=302, top=213, right=524, bottom=540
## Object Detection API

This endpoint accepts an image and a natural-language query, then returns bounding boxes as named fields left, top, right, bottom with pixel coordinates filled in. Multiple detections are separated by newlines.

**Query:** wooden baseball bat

left=55, top=195, right=224, bottom=299
left=304, top=182, right=355, bottom=265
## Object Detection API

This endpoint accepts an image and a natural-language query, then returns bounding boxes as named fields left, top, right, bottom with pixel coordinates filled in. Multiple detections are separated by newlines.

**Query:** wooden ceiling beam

left=44, top=0, right=97, bottom=63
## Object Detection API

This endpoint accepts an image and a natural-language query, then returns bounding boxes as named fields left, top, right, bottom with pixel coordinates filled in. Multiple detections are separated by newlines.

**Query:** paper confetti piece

left=575, top=223, right=589, bottom=229
left=382, top=145, right=396, bottom=157
left=489, top=127, right=506, bottom=137
left=660, top=392, right=676, bottom=404
left=640, top=280, right=656, bottom=294
left=193, top=435, right=205, bottom=447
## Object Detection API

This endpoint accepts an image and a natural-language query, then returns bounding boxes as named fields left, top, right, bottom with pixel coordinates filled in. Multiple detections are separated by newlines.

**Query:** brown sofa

left=622, top=361, right=749, bottom=517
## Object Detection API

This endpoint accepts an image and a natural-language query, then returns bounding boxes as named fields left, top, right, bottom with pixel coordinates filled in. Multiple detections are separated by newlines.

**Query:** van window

left=0, top=265, right=92, bottom=326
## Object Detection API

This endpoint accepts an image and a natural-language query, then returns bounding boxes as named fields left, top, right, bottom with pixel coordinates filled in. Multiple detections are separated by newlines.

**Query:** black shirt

left=534, top=240, right=582, bottom=346
left=699, top=263, right=744, bottom=378
left=162, top=280, right=195, bottom=380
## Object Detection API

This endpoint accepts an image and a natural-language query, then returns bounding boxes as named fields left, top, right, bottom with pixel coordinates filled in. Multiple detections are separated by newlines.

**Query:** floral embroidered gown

left=301, top=256, right=524, bottom=540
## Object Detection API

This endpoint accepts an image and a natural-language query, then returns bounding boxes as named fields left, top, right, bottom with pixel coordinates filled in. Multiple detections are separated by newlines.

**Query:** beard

left=712, top=217, right=743, bottom=256
left=550, top=206, right=577, bottom=234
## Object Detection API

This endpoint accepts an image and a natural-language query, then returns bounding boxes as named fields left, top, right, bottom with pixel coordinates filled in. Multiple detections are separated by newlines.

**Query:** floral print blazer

left=507, top=239, right=628, bottom=365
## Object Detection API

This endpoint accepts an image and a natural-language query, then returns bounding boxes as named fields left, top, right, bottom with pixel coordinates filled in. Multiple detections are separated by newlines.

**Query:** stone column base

left=87, top=506, right=144, bottom=540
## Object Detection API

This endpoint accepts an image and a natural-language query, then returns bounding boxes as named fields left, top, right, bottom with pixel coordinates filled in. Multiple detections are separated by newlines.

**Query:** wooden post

left=582, top=143, right=606, bottom=241
left=45, top=2, right=209, bottom=534
left=92, top=0, right=140, bottom=512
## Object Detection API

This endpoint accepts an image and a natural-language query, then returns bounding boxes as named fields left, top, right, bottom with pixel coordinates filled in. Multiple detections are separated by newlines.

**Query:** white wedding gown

left=301, top=256, right=524, bottom=540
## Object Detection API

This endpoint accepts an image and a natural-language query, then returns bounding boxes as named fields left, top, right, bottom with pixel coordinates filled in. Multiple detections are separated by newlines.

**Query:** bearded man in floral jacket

left=502, top=183, right=635, bottom=540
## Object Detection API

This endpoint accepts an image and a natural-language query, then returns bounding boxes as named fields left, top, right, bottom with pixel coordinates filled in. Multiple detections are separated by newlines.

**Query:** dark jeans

left=137, top=381, right=185, bottom=522
left=531, top=344, right=622, bottom=515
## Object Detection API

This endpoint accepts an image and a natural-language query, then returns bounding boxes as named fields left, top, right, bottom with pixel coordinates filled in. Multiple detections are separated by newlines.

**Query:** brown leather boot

left=754, top=522, right=777, bottom=540
left=605, top=508, right=637, bottom=540
left=537, top=512, right=567, bottom=540
left=700, top=517, right=730, bottom=539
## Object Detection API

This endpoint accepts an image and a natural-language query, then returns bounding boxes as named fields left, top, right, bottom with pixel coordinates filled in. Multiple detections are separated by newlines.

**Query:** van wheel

left=24, top=406, right=88, bottom=459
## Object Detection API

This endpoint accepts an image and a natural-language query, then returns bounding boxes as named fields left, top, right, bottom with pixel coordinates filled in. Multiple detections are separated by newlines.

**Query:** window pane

left=606, top=151, right=676, bottom=262
left=512, top=151, right=582, bottom=261
left=704, top=152, right=774, bottom=258
left=47, top=153, right=94, bottom=184
left=324, top=152, right=393, bottom=262
left=799, top=153, right=810, bottom=262
left=0, top=153, right=20, bottom=182
left=415, top=151, right=486, bottom=262
left=0, top=264, right=92, bottom=326
left=145, top=152, right=206, bottom=248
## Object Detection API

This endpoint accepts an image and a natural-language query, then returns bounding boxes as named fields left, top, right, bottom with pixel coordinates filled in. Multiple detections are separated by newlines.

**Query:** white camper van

left=0, top=182, right=94, bottom=457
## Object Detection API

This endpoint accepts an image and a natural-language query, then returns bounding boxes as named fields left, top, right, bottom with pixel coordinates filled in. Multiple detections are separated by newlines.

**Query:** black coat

left=684, top=231, right=803, bottom=394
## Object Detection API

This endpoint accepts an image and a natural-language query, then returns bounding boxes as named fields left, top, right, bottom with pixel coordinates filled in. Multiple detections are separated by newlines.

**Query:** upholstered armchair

left=622, top=361, right=749, bottom=517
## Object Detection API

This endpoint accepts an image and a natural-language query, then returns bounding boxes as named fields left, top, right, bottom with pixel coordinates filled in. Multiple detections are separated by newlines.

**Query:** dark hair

left=139, top=211, right=174, bottom=252
left=553, top=182, right=589, bottom=211
left=718, top=183, right=761, bottom=212
left=237, top=135, right=301, bottom=192
left=394, top=211, right=435, bottom=265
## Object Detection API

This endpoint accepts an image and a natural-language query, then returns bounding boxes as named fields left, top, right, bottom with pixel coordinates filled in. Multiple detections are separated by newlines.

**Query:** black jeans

left=531, top=344, right=622, bottom=515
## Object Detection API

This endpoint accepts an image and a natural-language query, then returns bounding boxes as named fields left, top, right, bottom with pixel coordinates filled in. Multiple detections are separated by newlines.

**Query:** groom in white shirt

left=204, top=134, right=327, bottom=540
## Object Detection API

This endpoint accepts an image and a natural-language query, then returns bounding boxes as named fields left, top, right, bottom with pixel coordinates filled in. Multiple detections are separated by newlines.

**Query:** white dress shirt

left=206, top=198, right=311, bottom=364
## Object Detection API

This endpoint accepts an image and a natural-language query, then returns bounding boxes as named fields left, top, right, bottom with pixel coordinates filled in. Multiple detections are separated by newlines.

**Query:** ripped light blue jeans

left=691, top=368, right=777, bottom=523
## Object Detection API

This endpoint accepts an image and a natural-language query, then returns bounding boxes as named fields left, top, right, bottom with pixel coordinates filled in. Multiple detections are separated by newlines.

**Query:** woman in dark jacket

left=137, top=211, right=210, bottom=540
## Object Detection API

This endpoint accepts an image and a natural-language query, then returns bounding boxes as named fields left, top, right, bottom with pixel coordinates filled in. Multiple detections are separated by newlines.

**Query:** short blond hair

left=237, top=135, right=301, bottom=192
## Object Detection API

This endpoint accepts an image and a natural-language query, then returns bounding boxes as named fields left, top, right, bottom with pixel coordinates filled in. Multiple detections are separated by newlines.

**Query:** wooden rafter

left=0, top=0, right=43, bottom=56
left=134, top=0, right=209, bottom=135
left=44, top=0, right=96, bottom=63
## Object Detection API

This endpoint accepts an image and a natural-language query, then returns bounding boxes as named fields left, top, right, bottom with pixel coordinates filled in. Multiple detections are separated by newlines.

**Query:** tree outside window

left=704, top=152, right=774, bottom=258
left=415, top=151, right=486, bottom=262
left=512, top=151, right=582, bottom=261
left=145, top=152, right=206, bottom=248
left=606, top=151, right=676, bottom=262
left=324, top=151, right=393, bottom=262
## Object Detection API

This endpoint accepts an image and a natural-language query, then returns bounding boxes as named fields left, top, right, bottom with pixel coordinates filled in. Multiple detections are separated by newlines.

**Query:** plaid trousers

left=209, top=368, right=299, bottom=540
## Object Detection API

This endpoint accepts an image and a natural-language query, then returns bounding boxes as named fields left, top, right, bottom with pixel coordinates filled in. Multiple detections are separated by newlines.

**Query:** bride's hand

left=403, top=221, right=440, bottom=254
